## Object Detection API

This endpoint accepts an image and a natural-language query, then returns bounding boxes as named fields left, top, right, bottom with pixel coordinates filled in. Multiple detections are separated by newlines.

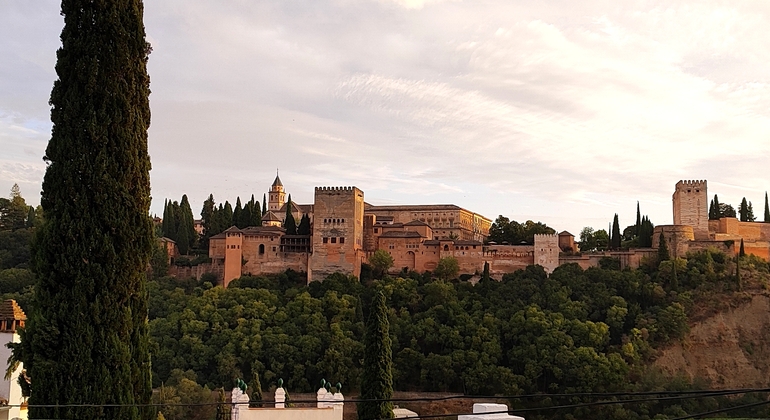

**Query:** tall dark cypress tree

left=712, top=194, right=721, bottom=219
left=658, top=232, right=670, bottom=263
left=262, top=194, right=267, bottom=216
left=297, top=214, right=311, bottom=235
left=233, top=197, right=243, bottom=228
left=16, top=1, right=153, bottom=418
left=358, top=291, right=394, bottom=420
left=739, top=197, right=749, bottom=222
left=635, top=202, right=641, bottom=236
left=611, top=214, right=621, bottom=249
left=765, top=192, right=770, bottom=223
left=284, top=195, right=297, bottom=235
left=179, top=194, right=196, bottom=251
left=250, top=194, right=262, bottom=226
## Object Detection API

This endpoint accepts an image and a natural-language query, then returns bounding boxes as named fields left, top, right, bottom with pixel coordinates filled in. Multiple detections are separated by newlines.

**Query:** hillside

left=655, top=289, right=770, bottom=389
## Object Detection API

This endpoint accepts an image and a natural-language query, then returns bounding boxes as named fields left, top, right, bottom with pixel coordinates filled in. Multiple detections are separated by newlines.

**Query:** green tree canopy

left=369, top=249, right=394, bottom=279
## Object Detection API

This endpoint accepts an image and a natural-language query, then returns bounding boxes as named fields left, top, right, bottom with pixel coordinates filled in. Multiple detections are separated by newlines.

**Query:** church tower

left=268, top=172, right=286, bottom=212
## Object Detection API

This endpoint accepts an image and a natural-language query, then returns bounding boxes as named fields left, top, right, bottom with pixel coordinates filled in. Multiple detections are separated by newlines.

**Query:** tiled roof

left=0, top=299, right=26, bottom=321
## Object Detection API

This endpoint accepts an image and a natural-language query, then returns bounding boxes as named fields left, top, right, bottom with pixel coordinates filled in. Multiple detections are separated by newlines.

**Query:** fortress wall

left=687, top=240, right=735, bottom=256
left=243, top=253, right=308, bottom=276
left=653, top=225, right=695, bottom=258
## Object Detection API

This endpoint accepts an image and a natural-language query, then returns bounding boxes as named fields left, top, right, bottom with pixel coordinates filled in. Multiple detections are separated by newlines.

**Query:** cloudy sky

left=2, top=0, right=770, bottom=236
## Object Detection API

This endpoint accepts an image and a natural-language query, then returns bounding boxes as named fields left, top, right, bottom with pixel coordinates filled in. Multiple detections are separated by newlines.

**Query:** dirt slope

left=654, top=292, right=770, bottom=389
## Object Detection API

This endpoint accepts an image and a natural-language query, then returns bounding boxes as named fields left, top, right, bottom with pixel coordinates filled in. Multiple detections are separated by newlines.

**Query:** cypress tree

left=283, top=195, right=297, bottom=235
left=747, top=201, right=756, bottom=222
left=262, top=194, right=267, bottom=216
left=708, top=198, right=716, bottom=220
left=765, top=192, right=770, bottom=223
left=635, top=202, right=641, bottom=236
left=25, top=206, right=36, bottom=228
left=161, top=199, right=171, bottom=238
left=713, top=194, right=721, bottom=219
left=179, top=194, right=195, bottom=250
left=297, top=214, right=311, bottom=235
left=223, top=201, right=233, bottom=227
left=200, top=194, right=215, bottom=248
left=658, top=232, right=670, bottom=262
left=740, top=238, right=745, bottom=258
left=482, top=261, right=490, bottom=282
left=251, top=194, right=262, bottom=226
left=233, top=197, right=243, bottom=229
left=15, top=1, right=154, bottom=418
left=611, top=214, right=621, bottom=249
left=739, top=197, right=749, bottom=222
left=358, top=291, right=394, bottom=420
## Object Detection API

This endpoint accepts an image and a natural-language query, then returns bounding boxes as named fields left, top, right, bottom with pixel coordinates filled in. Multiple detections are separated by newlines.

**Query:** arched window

left=259, top=244, right=265, bottom=255
left=443, top=245, right=449, bottom=251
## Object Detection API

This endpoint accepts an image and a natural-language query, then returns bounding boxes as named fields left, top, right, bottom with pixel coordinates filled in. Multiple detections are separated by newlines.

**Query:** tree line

left=139, top=245, right=770, bottom=419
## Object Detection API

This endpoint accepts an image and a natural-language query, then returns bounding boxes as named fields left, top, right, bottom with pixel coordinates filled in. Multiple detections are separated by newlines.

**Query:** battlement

left=675, top=180, right=707, bottom=190
left=315, top=186, right=358, bottom=192
left=533, top=234, right=558, bottom=239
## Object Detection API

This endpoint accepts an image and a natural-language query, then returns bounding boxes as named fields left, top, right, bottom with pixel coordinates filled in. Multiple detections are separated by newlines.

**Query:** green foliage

left=359, top=291, right=394, bottom=420
left=283, top=195, right=297, bottom=235
left=150, top=241, right=170, bottom=279
left=739, top=197, right=749, bottom=222
left=719, top=202, right=736, bottom=218
left=297, top=214, right=311, bottom=235
left=0, top=184, right=30, bottom=231
left=434, top=256, right=460, bottom=281
left=709, top=194, right=719, bottom=220
left=18, top=1, right=154, bottom=419
left=233, top=197, right=243, bottom=229
left=765, top=192, right=770, bottom=223
left=482, top=261, right=490, bottom=282
left=369, top=250, right=394, bottom=279
left=153, top=370, right=215, bottom=420
left=488, top=216, right=555, bottom=244
left=658, top=233, right=670, bottom=263
left=610, top=214, right=621, bottom=249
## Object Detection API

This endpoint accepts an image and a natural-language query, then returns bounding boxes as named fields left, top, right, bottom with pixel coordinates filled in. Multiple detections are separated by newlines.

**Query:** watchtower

left=268, top=173, right=286, bottom=212
left=309, top=187, right=365, bottom=282
left=672, top=180, right=708, bottom=240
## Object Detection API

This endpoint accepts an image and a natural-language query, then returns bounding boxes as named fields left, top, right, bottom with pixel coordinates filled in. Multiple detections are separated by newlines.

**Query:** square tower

left=673, top=180, right=708, bottom=240
left=309, top=186, right=365, bottom=282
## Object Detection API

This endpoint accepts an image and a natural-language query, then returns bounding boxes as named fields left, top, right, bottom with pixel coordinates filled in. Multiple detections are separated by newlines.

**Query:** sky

left=2, top=0, right=770, bottom=236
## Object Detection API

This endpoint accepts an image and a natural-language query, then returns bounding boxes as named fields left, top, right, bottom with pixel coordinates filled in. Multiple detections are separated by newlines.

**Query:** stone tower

left=672, top=180, right=708, bottom=240
left=268, top=172, right=286, bottom=212
left=309, top=186, right=365, bottom=282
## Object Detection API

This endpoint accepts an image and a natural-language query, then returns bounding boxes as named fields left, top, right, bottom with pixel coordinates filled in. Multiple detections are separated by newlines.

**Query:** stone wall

left=652, top=225, right=695, bottom=258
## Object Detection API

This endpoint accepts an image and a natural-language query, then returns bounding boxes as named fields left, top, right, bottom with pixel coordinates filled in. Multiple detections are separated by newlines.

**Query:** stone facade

left=212, top=179, right=770, bottom=285
left=309, top=187, right=365, bottom=281
left=673, top=180, right=709, bottom=240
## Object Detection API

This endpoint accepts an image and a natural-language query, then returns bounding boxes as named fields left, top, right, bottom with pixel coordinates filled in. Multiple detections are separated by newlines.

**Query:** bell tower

left=268, top=171, right=286, bottom=212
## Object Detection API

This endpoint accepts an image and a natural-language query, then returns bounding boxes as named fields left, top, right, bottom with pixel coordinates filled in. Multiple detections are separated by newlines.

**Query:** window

left=374, top=228, right=379, bottom=233
left=259, top=244, right=265, bottom=254
left=340, top=237, right=345, bottom=244
left=323, top=237, right=328, bottom=243
left=331, top=237, right=337, bottom=243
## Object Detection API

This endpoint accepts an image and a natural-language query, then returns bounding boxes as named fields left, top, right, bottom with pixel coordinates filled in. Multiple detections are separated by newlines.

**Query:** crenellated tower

left=673, top=180, right=708, bottom=240
left=309, top=186, right=365, bottom=282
